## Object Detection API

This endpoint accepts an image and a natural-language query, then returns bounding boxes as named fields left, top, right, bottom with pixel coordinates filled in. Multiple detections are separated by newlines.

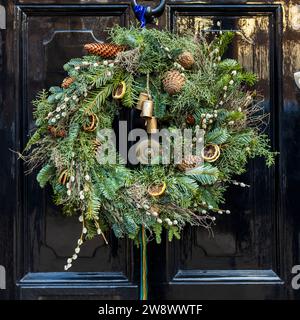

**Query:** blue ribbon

left=134, top=4, right=147, bottom=28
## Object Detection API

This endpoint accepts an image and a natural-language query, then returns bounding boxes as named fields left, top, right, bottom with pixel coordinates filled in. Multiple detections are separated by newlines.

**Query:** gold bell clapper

left=147, top=117, right=158, bottom=133
left=141, top=100, right=154, bottom=119
left=136, top=92, right=149, bottom=110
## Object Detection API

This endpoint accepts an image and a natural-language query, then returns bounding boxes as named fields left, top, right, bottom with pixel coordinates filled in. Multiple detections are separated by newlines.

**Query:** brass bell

left=147, top=117, right=158, bottom=133
left=136, top=92, right=149, bottom=110
left=140, top=100, right=154, bottom=119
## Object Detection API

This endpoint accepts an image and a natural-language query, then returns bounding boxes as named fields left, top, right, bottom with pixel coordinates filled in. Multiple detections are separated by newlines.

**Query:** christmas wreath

left=22, top=26, right=275, bottom=270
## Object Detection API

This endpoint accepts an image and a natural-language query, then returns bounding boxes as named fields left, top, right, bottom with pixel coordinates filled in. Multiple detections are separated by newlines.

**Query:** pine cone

left=177, top=155, right=202, bottom=171
left=48, top=126, right=66, bottom=138
left=48, top=126, right=57, bottom=137
left=178, top=51, right=195, bottom=69
left=163, top=70, right=186, bottom=95
left=84, top=43, right=125, bottom=58
left=61, top=77, right=74, bottom=89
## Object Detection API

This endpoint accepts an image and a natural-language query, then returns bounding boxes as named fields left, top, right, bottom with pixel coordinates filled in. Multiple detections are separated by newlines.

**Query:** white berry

left=72, top=254, right=78, bottom=260
left=75, top=66, right=80, bottom=70
left=78, top=215, right=83, bottom=222
left=82, top=227, right=87, bottom=234
left=157, top=218, right=162, bottom=224
left=85, top=175, right=90, bottom=181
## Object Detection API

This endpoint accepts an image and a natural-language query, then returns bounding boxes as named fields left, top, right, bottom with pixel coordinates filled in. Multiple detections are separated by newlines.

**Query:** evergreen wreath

left=22, top=26, right=275, bottom=270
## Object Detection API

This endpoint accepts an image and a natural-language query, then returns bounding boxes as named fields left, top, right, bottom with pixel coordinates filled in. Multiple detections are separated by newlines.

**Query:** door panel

left=149, top=3, right=285, bottom=300
left=14, top=4, right=138, bottom=300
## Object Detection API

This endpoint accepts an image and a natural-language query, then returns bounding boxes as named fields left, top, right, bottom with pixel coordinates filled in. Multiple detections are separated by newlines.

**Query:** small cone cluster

left=61, top=77, right=74, bottom=89
left=177, top=155, right=202, bottom=171
left=48, top=126, right=66, bottom=138
left=178, top=51, right=195, bottom=69
left=163, top=70, right=186, bottom=95
left=84, top=43, right=125, bottom=58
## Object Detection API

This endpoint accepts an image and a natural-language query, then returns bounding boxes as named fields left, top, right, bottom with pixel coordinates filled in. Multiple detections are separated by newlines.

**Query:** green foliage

left=206, top=128, right=229, bottom=144
left=37, top=164, right=55, bottom=188
left=153, top=223, right=163, bottom=244
left=168, top=226, right=181, bottom=242
left=187, top=164, right=219, bottom=185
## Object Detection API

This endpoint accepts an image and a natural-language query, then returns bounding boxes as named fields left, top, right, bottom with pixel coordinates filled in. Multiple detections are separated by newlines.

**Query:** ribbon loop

left=133, top=4, right=147, bottom=28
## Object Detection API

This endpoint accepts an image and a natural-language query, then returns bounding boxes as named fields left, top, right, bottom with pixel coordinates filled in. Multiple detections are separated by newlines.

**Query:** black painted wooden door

left=0, top=0, right=299, bottom=300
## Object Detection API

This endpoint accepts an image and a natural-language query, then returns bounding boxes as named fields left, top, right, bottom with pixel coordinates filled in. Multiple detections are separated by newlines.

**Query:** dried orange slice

left=112, top=81, right=126, bottom=99
left=148, top=182, right=167, bottom=197
left=202, top=144, right=220, bottom=163
left=58, top=169, right=69, bottom=185
left=83, top=114, right=99, bottom=132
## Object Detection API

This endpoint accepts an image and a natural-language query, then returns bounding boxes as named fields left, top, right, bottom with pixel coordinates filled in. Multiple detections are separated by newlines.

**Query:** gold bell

left=136, top=92, right=149, bottom=110
left=140, top=100, right=154, bottom=119
left=147, top=117, right=158, bottom=133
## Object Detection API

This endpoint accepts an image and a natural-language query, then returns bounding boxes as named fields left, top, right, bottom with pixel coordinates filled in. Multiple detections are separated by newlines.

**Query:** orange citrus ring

left=148, top=182, right=167, bottom=197
left=202, top=144, right=221, bottom=163
left=58, top=169, right=69, bottom=185
left=83, top=114, right=99, bottom=132
left=112, top=81, right=126, bottom=99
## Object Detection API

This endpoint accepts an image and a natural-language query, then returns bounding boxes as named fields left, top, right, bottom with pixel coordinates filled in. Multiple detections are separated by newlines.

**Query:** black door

left=0, top=0, right=299, bottom=300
